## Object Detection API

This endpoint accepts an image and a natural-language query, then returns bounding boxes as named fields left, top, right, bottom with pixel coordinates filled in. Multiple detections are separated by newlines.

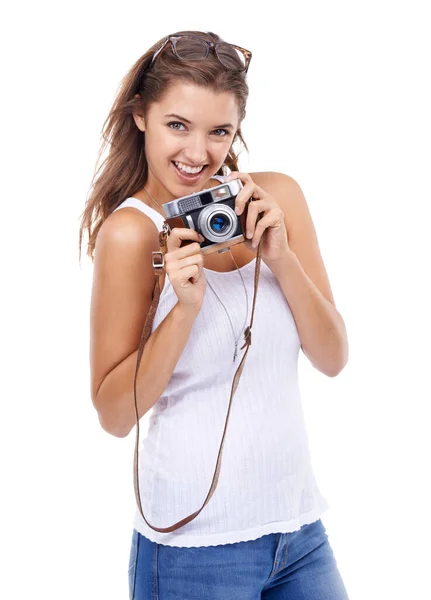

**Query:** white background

left=1, top=1, right=430, bottom=598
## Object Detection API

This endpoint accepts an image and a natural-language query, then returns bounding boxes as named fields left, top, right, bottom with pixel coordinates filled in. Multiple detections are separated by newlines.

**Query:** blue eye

left=168, top=122, right=185, bottom=131
left=213, top=129, right=229, bottom=136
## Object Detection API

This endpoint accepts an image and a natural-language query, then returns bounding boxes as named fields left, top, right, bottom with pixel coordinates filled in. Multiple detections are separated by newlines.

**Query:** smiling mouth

left=172, top=161, right=208, bottom=176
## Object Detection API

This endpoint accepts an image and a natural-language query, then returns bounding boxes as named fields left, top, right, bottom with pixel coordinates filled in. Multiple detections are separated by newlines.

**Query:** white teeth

left=174, top=161, right=205, bottom=175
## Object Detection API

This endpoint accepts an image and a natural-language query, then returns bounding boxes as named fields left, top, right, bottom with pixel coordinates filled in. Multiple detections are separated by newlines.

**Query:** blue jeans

left=128, top=518, right=349, bottom=599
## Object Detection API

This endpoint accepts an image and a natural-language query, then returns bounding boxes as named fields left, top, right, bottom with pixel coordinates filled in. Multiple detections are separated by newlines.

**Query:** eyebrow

left=164, top=113, right=234, bottom=129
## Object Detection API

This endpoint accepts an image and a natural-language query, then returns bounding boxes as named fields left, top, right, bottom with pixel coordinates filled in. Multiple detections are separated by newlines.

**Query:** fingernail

left=235, top=206, right=241, bottom=215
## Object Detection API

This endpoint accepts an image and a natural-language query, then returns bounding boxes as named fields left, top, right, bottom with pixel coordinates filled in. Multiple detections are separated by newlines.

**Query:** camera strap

left=132, top=224, right=264, bottom=533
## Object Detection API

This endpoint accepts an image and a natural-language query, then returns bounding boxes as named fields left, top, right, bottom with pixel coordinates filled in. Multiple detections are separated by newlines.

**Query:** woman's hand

left=225, top=171, right=291, bottom=264
left=164, top=228, right=207, bottom=316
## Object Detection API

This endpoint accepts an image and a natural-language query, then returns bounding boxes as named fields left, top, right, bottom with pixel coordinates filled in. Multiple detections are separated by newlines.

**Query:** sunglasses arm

left=151, top=38, right=170, bottom=66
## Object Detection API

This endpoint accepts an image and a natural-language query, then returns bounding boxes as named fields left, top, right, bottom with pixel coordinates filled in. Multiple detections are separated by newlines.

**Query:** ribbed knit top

left=113, top=182, right=329, bottom=548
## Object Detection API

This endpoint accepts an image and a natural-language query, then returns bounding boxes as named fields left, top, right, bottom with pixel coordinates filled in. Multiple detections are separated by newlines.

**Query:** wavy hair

left=78, top=30, right=250, bottom=263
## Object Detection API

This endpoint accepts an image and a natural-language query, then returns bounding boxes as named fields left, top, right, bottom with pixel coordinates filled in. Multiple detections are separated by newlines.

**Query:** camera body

left=163, top=179, right=248, bottom=254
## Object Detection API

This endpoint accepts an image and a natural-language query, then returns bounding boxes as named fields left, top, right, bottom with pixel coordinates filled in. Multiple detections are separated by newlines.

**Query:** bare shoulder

left=90, top=207, right=160, bottom=409
left=93, top=205, right=163, bottom=283
left=249, top=171, right=306, bottom=229
left=250, top=170, right=336, bottom=307
left=97, top=205, right=160, bottom=252
left=249, top=171, right=295, bottom=187
left=250, top=170, right=298, bottom=204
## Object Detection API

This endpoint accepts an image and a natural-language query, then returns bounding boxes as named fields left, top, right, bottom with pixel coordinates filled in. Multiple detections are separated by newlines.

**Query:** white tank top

left=113, top=182, right=329, bottom=548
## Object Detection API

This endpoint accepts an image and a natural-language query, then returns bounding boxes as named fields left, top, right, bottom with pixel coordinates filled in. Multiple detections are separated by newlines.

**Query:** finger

left=225, top=171, right=253, bottom=186
left=165, top=242, right=203, bottom=267
left=250, top=211, right=283, bottom=246
left=181, top=253, right=205, bottom=283
left=245, top=198, right=268, bottom=239
left=165, top=254, right=204, bottom=278
left=235, top=183, right=264, bottom=216
left=171, top=264, right=201, bottom=286
left=166, top=227, right=204, bottom=252
left=234, top=181, right=255, bottom=215
left=225, top=171, right=255, bottom=214
left=175, top=253, right=204, bottom=271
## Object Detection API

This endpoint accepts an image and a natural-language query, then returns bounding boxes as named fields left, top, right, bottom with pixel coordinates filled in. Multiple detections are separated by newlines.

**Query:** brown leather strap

left=133, top=224, right=264, bottom=532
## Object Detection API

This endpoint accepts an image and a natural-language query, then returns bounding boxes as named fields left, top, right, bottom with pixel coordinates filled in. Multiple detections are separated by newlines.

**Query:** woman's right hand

left=164, top=228, right=207, bottom=315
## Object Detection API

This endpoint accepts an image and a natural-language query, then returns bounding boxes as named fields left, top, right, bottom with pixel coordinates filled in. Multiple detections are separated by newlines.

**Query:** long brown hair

left=78, top=30, right=250, bottom=264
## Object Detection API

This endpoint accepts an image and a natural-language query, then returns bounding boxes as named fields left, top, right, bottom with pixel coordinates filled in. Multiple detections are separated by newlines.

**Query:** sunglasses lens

left=174, top=37, right=208, bottom=60
left=216, top=44, right=247, bottom=71
left=172, top=37, right=247, bottom=71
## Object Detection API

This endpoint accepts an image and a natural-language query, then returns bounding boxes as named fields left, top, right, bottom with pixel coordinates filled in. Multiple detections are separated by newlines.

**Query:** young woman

left=79, top=30, right=350, bottom=600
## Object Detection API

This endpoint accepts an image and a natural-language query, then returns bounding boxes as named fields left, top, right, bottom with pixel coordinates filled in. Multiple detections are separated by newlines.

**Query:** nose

left=182, top=134, right=208, bottom=166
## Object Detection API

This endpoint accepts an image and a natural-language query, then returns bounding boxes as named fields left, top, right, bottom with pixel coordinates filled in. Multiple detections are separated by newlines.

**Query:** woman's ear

left=133, top=112, right=146, bottom=132
left=133, top=93, right=146, bottom=132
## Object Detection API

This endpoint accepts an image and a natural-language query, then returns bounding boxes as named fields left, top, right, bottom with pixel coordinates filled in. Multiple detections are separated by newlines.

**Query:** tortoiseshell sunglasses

left=150, top=35, right=252, bottom=73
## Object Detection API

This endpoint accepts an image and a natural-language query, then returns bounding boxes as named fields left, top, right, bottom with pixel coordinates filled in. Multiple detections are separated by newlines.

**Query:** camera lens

left=210, top=213, right=230, bottom=233
left=198, top=203, right=237, bottom=243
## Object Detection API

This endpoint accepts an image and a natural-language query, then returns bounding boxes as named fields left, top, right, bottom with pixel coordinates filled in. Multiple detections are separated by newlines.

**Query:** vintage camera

left=163, top=179, right=249, bottom=254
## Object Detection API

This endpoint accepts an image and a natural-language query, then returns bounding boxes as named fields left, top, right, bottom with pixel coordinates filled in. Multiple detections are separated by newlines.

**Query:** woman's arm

left=90, top=210, right=199, bottom=438
left=253, top=172, right=349, bottom=377
left=94, top=303, right=198, bottom=438
left=267, top=249, right=348, bottom=377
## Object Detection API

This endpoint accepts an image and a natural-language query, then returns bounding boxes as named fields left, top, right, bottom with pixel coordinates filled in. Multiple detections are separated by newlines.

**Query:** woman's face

left=133, top=80, right=240, bottom=201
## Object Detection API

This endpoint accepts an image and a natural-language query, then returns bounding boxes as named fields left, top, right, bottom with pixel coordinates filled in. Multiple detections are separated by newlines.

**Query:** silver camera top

left=163, top=179, right=243, bottom=219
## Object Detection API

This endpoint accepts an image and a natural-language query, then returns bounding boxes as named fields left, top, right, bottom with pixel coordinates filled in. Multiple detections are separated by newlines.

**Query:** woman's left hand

left=224, top=171, right=291, bottom=264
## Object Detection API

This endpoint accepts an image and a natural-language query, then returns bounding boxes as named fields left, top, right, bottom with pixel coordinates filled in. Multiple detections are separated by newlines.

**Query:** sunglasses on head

left=150, top=34, right=252, bottom=73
